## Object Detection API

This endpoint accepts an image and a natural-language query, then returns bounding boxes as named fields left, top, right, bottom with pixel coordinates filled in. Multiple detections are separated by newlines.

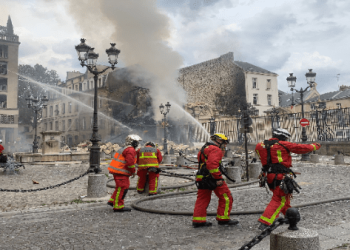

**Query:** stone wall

left=178, top=52, right=246, bottom=113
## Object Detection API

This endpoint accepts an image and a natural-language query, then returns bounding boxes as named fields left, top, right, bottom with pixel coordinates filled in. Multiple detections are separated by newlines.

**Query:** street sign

left=299, top=118, right=310, bottom=127
left=240, top=127, right=253, bottom=133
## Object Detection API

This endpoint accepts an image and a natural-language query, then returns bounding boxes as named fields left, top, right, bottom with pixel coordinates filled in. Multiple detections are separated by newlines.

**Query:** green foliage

left=18, top=64, right=61, bottom=125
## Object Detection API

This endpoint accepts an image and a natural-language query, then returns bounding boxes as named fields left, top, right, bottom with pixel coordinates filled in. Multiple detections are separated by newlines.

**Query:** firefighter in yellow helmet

left=192, top=133, right=239, bottom=228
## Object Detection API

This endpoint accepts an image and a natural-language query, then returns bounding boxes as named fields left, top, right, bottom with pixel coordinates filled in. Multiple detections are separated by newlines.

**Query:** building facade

left=0, top=16, right=20, bottom=152
left=178, top=52, right=279, bottom=117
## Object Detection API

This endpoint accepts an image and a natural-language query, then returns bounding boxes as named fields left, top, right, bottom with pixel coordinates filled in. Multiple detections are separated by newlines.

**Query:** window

left=75, top=85, right=78, bottom=91
left=75, top=118, right=79, bottom=130
left=62, top=120, right=66, bottom=131
left=310, top=103, right=316, bottom=110
left=75, top=104, right=79, bottom=112
left=98, top=78, right=102, bottom=87
left=337, top=103, right=342, bottom=109
left=0, top=45, right=8, bottom=58
left=0, top=62, right=7, bottom=75
left=84, top=82, right=87, bottom=90
left=49, top=106, right=53, bottom=117
left=267, top=95, right=272, bottom=105
left=55, top=105, right=59, bottom=116
left=55, top=121, right=59, bottom=131
left=68, top=102, right=72, bottom=113
left=0, top=78, right=7, bottom=91
left=266, top=79, right=271, bottom=90
left=68, top=119, right=72, bottom=130
left=99, top=99, right=102, bottom=108
left=91, top=99, right=94, bottom=107
left=49, top=122, right=53, bottom=130
left=90, top=117, right=93, bottom=128
left=0, top=94, right=6, bottom=108
left=100, top=119, right=105, bottom=129
left=253, top=94, right=258, bottom=105
left=24, top=126, right=30, bottom=132
left=90, top=81, right=93, bottom=89
left=252, top=78, right=257, bottom=89
left=62, top=103, right=65, bottom=114
left=44, top=123, right=47, bottom=131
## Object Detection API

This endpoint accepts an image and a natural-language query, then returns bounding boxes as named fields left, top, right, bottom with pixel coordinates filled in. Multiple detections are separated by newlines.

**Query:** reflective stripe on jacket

left=137, top=146, right=159, bottom=168
left=108, top=147, right=137, bottom=176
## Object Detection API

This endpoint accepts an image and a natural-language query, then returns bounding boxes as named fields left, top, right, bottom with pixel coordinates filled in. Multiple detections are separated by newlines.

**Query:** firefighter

left=192, top=133, right=239, bottom=228
left=136, top=141, right=163, bottom=195
left=255, top=128, right=321, bottom=230
left=107, top=134, right=142, bottom=212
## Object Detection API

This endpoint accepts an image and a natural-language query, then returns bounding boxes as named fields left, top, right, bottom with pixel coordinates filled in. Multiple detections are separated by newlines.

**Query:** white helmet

left=0, top=139, right=2, bottom=143
left=125, top=134, right=142, bottom=148
left=273, top=128, right=291, bottom=138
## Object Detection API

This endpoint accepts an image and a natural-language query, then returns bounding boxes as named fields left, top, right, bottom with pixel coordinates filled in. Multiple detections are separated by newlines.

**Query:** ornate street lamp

left=238, top=102, right=256, bottom=181
left=75, top=38, right=120, bottom=173
left=209, top=116, right=216, bottom=135
left=159, top=102, right=171, bottom=154
left=26, top=95, right=49, bottom=153
left=287, top=69, right=316, bottom=161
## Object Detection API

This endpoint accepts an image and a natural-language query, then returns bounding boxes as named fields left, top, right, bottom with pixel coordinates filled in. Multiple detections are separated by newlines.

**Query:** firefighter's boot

left=114, top=207, right=132, bottom=212
left=192, top=222, right=212, bottom=228
left=218, top=219, right=239, bottom=226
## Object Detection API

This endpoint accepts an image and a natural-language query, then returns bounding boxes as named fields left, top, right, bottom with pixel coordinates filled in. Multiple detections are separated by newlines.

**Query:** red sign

left=300, top=118, right=310, bottom=127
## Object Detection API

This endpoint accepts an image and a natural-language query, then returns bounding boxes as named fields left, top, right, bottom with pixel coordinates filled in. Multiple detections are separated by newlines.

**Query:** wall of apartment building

left=245, top=72, right=279, bottom=115
left=178, top=52, right=246, bottom=110
left=0, top=30, right=19, bottom=152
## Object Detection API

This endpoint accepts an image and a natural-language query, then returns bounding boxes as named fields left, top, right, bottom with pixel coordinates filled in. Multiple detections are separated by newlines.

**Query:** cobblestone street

left=0, top=157, right=350, bottom=249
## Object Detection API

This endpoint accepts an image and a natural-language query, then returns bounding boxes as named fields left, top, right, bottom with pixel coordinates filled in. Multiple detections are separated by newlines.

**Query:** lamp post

left=75, top=38, right=120, bottom=173
left=209, top=116, right=216, bottom=135
left=159, top=102, right=171, bottom=154
left=287, top=69, right=316, bottom=161
left=25, top=95, right=49, bottom=153
left=238, top=103, right=257, bottom=181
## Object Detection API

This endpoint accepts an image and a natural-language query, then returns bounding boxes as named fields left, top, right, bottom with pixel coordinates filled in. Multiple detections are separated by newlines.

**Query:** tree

left=18, top=64, right=61, bottom=125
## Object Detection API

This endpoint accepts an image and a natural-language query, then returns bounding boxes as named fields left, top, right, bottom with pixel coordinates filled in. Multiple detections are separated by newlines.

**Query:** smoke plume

left=65, top=0, right=187, bottom=121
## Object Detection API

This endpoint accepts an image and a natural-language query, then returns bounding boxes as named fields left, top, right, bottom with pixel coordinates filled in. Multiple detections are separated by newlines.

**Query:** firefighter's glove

left=131, top=173, right=136, bottom=178
left=315, top=143, right=321, bottom=149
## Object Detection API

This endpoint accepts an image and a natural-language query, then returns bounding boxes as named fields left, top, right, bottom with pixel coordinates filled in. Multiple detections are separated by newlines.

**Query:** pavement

left=0, top=155, right=350, bottom=249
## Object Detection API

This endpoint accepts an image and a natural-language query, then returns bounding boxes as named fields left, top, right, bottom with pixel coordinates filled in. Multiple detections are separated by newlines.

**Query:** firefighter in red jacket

left=192, top=133, right=239, bottom=228
left=107, top=134, right=142, bottom=212
left=0, top=140, right=4, bottom=154
left=255, top=128, right=321, bottom=230
left=136, top=141, right=163, bottom=195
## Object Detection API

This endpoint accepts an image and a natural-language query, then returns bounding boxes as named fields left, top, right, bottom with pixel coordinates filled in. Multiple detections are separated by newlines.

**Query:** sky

left=1, top=0, right=350, bottom=94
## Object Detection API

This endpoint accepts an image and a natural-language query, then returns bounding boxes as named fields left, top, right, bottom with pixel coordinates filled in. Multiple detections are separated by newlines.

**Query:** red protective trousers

left=258, top=185, right=291, bottom=226
left=136, top=169, right=159, bottom=194
left=193, top=182, right=233, bottom=223
left=109, top=174, right=130, bottom=210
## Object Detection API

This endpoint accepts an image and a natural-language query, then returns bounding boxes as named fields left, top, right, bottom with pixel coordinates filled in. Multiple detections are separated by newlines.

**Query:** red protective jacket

left=0, top=144, right=4, bottom=154
left=122, top=146, right=137, bottom=175
left=255, top=138, right=320, bottom=168
left=197, top=144, right=224, bottom=180
left=136, top=145, right=163, bottom=166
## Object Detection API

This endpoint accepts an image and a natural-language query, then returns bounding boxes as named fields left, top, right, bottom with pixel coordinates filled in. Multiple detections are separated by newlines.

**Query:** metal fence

left=199, top=107, right=350, bottom=143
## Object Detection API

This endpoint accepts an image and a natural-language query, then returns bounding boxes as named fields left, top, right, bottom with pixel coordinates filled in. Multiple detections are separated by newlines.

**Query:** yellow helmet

left=210, top=133, right=229, bottom=143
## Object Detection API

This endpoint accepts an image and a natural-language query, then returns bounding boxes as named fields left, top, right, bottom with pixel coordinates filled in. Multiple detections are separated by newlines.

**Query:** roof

left=233, top=61, right=277, bottom=75
left=279, top=90, right=313, bottom=107
left=306, top=88, right=350, bottom=103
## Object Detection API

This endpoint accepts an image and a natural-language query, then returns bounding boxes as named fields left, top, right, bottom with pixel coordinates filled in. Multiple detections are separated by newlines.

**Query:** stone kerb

left=226, top=166, right=241, bottom=184
left=270, top=227, right=320, bottom=250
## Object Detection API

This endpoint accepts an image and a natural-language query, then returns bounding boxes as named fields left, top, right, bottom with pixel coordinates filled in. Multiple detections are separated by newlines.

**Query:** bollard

left=162, top=154, right=171, bottom=164
left=87, top=174, right=107, bottom=198
left=334, top=153, right=345, bottom=165
left=248, top=163, right=260, bottom=179
left=176, top=155, right=185, bottom=166
left=310, top=154, right=319, bottom=163
left=270, top=227, right=320, bottom=250
left=226, top=166, right=241, bottom=184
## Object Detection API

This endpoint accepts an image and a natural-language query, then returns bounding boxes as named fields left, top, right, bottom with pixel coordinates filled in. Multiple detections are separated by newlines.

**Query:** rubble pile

left=100, top=142, right=121, bottom=155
